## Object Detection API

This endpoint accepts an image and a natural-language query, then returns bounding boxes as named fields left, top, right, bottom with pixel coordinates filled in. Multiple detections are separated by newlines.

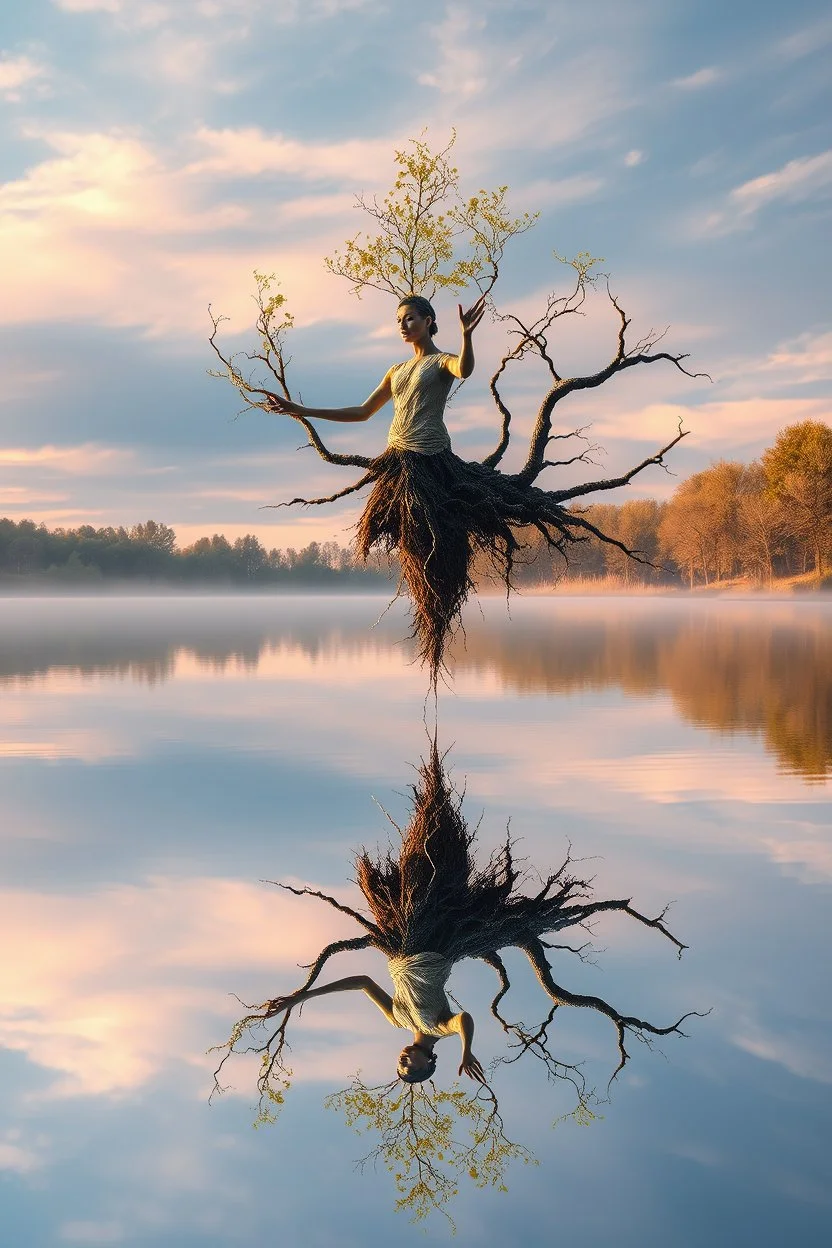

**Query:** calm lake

left=1, top=594, right=830, bottom=1246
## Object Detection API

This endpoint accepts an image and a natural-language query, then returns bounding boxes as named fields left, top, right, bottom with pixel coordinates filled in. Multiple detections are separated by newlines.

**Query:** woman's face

left=397, top=1044, right=432, bottom=1079
left=397, top=305, right=433, bottom=343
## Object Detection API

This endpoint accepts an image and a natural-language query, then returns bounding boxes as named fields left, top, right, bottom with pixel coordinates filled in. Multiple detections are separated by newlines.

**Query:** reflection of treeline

left=0, top=519, right=391, bottom=587
left=485, top=420, right=832, bottom=588
left=451, top=606, right=832, bottom=780
left=3, top=599, right=828, bottom=779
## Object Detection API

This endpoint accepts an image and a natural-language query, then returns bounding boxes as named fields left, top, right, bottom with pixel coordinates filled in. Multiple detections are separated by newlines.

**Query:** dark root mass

left=355, top=447, right=577, bottom=684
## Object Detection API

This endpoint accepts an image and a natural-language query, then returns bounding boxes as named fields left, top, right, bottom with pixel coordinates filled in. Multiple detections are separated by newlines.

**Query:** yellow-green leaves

left=325, top=1074, right=535, bottom=1229
left=324, top=132, right=537, bottom=300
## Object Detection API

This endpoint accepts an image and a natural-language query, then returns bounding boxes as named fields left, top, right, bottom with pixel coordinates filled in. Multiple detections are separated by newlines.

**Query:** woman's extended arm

left=267, top=371, right=393, bottom=423
left=445, top=295, right=487, bottom=380
left=450, top=1011, right=487, bottom=1083
left=265, top=975, right=395, bottom=1023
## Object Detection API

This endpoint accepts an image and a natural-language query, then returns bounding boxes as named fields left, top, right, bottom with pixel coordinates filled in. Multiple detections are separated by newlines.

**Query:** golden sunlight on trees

left=762, top=420, right=832, bottom=576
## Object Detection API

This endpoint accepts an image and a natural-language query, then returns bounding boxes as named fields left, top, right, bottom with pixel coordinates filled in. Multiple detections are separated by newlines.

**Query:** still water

left=1, top=594, right=830, bottom=1246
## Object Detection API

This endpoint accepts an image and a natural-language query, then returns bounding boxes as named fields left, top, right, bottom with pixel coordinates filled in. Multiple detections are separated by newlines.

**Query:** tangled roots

left=354, top=741, right=588, bottom=963
left=355, top=448, right=575, bottom=683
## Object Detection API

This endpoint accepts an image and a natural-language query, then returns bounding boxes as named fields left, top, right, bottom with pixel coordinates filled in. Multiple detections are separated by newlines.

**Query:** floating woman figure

left=209, top=138, right=706, bottom=685
left=263, top=292, right=489, bottom=683
left=215, top=743, right=700, bottom=1113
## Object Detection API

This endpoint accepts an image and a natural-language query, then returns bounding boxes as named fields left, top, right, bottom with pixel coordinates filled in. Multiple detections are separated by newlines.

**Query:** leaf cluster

left=324, top=131, right=537, bottom=299
left=325, top=1075, right=535, bottom=1229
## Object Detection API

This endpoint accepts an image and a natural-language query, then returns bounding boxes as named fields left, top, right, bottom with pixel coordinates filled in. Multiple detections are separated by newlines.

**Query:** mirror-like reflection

left=215, top=743, right=700, bottom=1225
left=1, top=594, right=830, bottom=1247
left=2, top=595, right=829, bottom=779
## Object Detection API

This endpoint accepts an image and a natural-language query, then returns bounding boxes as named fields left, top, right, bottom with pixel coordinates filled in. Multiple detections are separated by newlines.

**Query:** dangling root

left=354, top=447, right=583, bottom=684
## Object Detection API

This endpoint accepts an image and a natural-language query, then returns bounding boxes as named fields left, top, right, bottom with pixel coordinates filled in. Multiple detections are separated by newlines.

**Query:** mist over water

left=1, top=595, right=830, bottom=1246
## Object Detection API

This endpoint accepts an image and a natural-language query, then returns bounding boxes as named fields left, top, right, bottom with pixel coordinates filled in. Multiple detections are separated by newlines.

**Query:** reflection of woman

left=266, top=751, right=491, bottom=1084
left=235, top=745, right=692, bottom=1094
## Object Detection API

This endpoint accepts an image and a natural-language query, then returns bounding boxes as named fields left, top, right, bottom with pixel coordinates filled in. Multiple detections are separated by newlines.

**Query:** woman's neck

left=411, top=339, right=440, bottom=359
left=411, top=1033, right=437, bottom=1050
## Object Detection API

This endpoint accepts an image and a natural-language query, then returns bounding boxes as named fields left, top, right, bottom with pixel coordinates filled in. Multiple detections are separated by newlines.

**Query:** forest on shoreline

left=2, top=420, right=830, bottom=591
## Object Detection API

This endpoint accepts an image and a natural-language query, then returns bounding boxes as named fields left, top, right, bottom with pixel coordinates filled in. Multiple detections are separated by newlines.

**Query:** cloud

left=0, top=1129, right=45, bottom=1174
left=672, top=67, right=720, bottom=89
left=0, top=54, right=48, bottom=101
left=698, top=150, right=832, bottom=235
left=0, top=876, right=360, bottom=1096
left=760, top=330, right=832, bottom=385
left=187, top=126, right=395, bottom=183
left=516, top=174, right=605, bottom=206
left=415, top=7, right=489, bottom=99
left=0, top=444, right=136, bottom=474
left=589, top=396, right=832, bottom=452
left=54, top=0, right=124, bottom=12
left=624, top=150, right=645, bottom=168
left=731, top=1018, right=832, bottom=1084
left=777, top=15, right=832, bottom=59
left=731, top=150, right=832, bottom=214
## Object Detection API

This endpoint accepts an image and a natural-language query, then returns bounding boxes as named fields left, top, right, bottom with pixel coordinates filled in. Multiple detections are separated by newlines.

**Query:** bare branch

left=264, top=880, right=379, bottom=936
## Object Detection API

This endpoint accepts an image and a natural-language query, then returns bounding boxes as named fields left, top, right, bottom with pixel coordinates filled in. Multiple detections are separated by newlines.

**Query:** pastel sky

left=1, top=0, right=831, bottom=549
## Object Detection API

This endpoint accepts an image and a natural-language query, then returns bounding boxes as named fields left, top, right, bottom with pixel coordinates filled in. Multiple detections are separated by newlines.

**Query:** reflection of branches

left=215, top=747, right=702, bottom=1129
left=209, top=932, right=375, bottom=1119
left=325, top=1075, right=535, bottom=1229
left=518, top=936, right=708, bottom=1085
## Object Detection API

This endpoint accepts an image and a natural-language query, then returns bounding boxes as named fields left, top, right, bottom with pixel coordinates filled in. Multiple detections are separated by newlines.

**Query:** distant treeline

left=2, top=420, right=830, bottom=589
left=482, top=419, right=832, bottom=588
left=0, top=520, right=391, bottom=587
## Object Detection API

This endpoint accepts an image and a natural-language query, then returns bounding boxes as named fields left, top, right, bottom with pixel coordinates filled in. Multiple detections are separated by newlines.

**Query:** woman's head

left=397, top=1042, right=437, bottom=1084
left=397, top=295, right=438, bottom=339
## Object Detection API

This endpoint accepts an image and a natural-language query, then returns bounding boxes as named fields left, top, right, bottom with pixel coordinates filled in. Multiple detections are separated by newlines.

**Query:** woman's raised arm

left=445, top=295, right=487, bottom=380
left=452, top=1011, right=487, bottom=1083
left=267, top=371, right=393, bottom=423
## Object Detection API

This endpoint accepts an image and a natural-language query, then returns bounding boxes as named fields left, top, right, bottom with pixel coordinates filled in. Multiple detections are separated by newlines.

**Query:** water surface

left=1, top=595, right=830, bottom=1246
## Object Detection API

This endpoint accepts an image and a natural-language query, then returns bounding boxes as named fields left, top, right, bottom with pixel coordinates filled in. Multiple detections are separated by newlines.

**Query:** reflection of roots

left=355, top=448, right=576, bottom=683
left=216, top=745, right=702, bottom=1109
left=356, top=740, right=589, bottom=962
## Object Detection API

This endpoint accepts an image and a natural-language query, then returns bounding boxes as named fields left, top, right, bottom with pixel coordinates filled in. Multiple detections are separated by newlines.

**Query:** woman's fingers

left=459, top=1055, right=487, bottom=1083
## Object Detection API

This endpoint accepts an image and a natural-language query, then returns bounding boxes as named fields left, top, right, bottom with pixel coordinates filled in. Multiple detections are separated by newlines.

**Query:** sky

left=1, top=0, right=831, bottom=551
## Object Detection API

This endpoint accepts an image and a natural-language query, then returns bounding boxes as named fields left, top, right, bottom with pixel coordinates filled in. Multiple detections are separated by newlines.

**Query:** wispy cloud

left=731, top=150, right=832, bottom=215
left=761, top=329, right=832, bottom=385
left=777, top=14, right=832, bottom=59
left=0, top=53, right=48, bottom=101
left=0, top=1129, right=45, bottom=1174
left=0, top=444, right=136, bottom=474
left=698, top=150, right=832, bottom=235
left=672, top=66, right=720, bottom=89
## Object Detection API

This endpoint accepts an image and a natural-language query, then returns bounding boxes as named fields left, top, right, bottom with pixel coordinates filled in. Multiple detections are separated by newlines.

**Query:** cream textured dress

left=386, top=353, right=456, bottom=455
left=388, top=951, right=456, bottom=1037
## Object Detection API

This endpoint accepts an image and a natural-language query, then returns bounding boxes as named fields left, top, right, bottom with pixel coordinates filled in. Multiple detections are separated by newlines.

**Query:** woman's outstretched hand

left=264, top=992, right=301, bottom=1017
left=458, top=294, right=487, bottom=337
left=458, top=1051, right=487, bottom=1084
left=266, top=393, right=304, bottom=418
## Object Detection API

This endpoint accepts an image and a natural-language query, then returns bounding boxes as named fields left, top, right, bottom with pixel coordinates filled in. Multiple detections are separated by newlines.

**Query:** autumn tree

left=762, top=420, right=832, bottom=576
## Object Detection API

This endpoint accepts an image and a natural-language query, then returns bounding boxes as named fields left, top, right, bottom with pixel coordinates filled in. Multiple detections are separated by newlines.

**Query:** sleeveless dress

left=388, top=951, right=455, bottom=1036
left=386, top=353, right=456, bottom=455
